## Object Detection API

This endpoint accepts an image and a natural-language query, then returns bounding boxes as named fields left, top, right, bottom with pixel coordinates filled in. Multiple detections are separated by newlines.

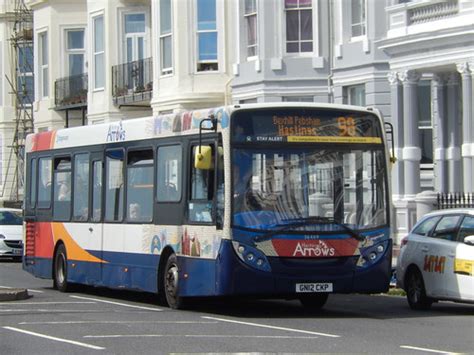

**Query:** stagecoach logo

left=293, top=240, right=336, bottom=257
left=106, top=122, right=126, bottom=142
left=55, top=134, right=69, bottom=143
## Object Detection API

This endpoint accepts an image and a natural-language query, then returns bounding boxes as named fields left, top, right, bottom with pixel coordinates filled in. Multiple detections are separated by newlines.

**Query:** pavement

left=0, top=288, right=29, bottom=301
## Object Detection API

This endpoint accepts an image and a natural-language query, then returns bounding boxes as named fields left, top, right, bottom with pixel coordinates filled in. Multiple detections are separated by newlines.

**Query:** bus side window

left=189, top=145, right=214, bottom=223
left=126, top=149, right=153, bottom=222
left=38, top=157, right=52, bottom=208
left=92, top=160, right=103, bottom=222
left=157, top=145, right=182, bottom=202
left=28, top=158, right=37, bottom=209
left=105, top=149, right=125, bottom=222
left=73, top=153, right=90, bottom=221
left=53, top=157, right=72, bottom=221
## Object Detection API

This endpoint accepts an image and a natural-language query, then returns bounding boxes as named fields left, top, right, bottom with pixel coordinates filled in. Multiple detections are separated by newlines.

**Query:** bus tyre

left=406, top=269, right=433, bottom=310
left=299, top=293, right=329, bottom=310
left=164, top=254, right=186, bottom=309
left=54, top=244, right=70, bottom=292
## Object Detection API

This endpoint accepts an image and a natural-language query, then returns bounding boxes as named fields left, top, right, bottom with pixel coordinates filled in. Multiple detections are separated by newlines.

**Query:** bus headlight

left=357, top=240, right=390, bottom=269
left=232, top=241, right=271, bottom=272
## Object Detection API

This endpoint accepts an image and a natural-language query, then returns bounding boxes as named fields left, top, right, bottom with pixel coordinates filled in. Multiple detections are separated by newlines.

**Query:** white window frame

left=17, top=42, right=34, bottom=107
left=418, top=80, right=433, bottom=170
left=350, top=0, right=367, bottom=41
left=195, top=0, right=219, bottom=72
left=346, top=84, right=366, bottom=106
left=64, top=27, right=86, bottom=77
left=284, top=0, right=313, bottom=55
left=92, top=13, right=105, bottom=91
left=38, top=31, right=49, bottom=99
left=159, top=0, right=173, bottom=76
left=121, top=10, right=149, bottom=64
left=244, top=0, right=258, bottom=60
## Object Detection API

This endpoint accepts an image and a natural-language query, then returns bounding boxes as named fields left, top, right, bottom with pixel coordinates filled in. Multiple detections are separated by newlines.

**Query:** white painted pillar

left=457, top=63, right=473, bottom=192
left=400, top=70, right=422, bottom=198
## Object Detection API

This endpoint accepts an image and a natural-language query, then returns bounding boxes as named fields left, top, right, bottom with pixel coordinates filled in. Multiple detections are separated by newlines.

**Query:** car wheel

left=299, top=293, right=329, bottom=310
left=163, top=254, right=186, bottom=309
left=406, top=269, right=433, bottom=310
left=54, top=244, right=70, bottom=292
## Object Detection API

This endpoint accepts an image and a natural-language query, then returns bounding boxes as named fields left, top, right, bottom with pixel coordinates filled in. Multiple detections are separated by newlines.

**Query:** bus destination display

left=232, top=109, right=383, bottom=144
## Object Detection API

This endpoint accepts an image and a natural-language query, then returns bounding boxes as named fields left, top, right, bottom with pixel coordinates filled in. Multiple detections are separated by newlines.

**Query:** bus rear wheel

left=299, top=293, right=329, bottom=310
left=54, top=244, right=70, bottom=292
left=163, top=254, right=186, bottom=309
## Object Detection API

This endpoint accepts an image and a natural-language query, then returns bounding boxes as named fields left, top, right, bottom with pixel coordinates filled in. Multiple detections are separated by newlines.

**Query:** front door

left=452, top=215, right=474, bottom=301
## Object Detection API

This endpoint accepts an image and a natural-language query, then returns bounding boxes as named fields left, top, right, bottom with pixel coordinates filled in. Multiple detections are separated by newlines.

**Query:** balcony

left=112, top=57, right=153, bottom=106
left=55, top=73, right=88, bottom=110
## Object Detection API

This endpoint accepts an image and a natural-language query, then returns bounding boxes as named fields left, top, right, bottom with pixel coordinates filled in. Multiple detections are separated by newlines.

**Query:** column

left=432, top=74, right=448, bottom=192
left=446, top=72, right=462, bottom=192
left=388, top=71, right=404, bottom=198
left=400, top=70, right=422, bottom=198
left=457, top=63, right=473, bottom=192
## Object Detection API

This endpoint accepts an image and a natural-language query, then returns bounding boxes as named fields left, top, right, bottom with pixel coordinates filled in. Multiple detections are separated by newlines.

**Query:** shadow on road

left=65, top=283, right=474, bottom=320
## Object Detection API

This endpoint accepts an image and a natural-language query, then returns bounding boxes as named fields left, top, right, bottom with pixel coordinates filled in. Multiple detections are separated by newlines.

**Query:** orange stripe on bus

left=51, top=223, right=106, bottom=263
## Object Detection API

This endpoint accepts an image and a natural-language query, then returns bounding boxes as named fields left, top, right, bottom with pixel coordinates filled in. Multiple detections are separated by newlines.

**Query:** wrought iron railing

left=437, top=192, right=474, bottom=209
left=112, top=57, right=153, bottom=105
left=55, top=73, right=88, bottom=109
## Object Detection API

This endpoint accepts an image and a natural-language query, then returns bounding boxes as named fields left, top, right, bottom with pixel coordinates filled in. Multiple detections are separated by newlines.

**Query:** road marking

left=0, top=309, right=103, bottom=313
left=202, top=316, right=340, bottom=338
left=3, top=326, right=105, bottom=350
left=86, top=334, right=318, bottom=340
left=20, top=320, right=219, bottom=325
left=69, top=295, right=162, bottom=311
left=6, top=301, right=96, bottom=305
left=400, top=345, right=460, bottom=354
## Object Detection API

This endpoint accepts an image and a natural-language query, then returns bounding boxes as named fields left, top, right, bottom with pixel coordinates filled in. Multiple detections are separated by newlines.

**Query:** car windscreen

left=0, top=211, right=23, bottom=225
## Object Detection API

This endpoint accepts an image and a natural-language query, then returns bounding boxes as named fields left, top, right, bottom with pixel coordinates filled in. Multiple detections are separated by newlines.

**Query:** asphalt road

left=1, top=260, right=473, bottom=355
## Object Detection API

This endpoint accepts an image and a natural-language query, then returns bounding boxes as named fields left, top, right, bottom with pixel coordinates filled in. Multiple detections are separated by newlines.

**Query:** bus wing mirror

left=194, top=146, right=213, bottom=170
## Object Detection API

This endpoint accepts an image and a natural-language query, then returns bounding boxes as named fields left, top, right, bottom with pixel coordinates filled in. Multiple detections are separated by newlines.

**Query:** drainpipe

left=327, top=0, right=334, bottom=103
left=224, top=76, right=233, bottom=106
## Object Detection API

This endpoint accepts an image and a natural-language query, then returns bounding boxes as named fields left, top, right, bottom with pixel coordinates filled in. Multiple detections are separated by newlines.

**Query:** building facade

left=0, top=0, right=33, bottom=206
left=1, top=0, right=473, bottom=243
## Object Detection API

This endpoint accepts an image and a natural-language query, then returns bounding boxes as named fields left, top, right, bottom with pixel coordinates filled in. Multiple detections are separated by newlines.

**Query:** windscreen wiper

left=253, top=216, right=365, bottom=243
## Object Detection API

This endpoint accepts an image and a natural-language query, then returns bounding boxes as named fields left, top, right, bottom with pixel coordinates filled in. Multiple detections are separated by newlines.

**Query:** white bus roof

left=25, top=103, right=380, bottom=153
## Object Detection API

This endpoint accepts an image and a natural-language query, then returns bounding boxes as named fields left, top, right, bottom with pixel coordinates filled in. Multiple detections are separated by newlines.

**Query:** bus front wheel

left=163, top=254, right=186, bottom=309
left=299, top=293, right=329, bottom=310
left=54, top=244, right=70, bottom=292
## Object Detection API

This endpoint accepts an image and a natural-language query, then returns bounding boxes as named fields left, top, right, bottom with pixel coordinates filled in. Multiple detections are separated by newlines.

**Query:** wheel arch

left=157, top=246, right=175, bottom=294
left=52, top=240, right=66, bottom=280
left=404, top=263, right=422, bottom=287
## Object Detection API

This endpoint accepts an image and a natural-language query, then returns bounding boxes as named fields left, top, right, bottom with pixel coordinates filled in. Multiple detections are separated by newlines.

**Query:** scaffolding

left=2, top=0, right=34, bottom=207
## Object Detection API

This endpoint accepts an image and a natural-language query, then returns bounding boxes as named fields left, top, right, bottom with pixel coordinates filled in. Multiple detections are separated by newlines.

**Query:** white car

left=397, top=208, right=474, bottom=310
left=0, top=208, right=23, bottom=260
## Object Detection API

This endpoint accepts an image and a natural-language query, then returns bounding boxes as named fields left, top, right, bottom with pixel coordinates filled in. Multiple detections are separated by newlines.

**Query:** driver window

left=458, top=215, right=474, bottom=242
